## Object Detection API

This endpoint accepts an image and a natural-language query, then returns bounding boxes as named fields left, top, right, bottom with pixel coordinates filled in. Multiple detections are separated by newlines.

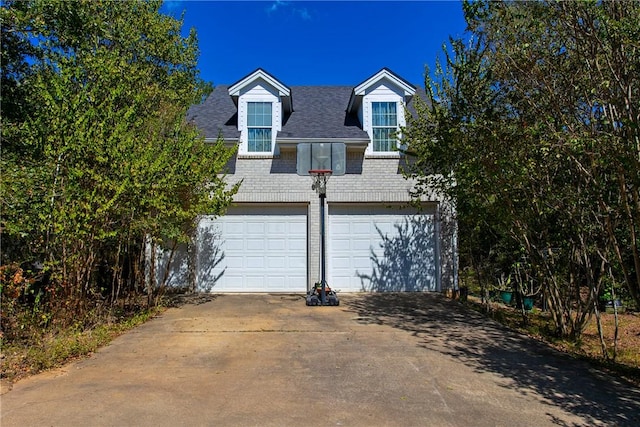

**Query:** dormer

left=228, top=69, right=292, bottom=156
left=347, top=68, right=416, bottom=155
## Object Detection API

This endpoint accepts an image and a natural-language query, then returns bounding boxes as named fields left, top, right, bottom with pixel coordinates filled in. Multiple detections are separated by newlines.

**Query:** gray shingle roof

left=280, top=86, right=367, bottom=140
left=187, top=84, right=426, bottom=141
left=187, top=85, right=240, bottom=140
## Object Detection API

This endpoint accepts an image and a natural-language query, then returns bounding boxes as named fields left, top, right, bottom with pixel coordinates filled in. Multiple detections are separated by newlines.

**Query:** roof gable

left=348, top=68, right=416, bottom=113
left=228, top=68, right=292, bottom=113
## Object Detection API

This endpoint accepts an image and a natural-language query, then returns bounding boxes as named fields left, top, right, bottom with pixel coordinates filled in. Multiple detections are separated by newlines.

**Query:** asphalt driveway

left=1, top=293, right=639, bottom=426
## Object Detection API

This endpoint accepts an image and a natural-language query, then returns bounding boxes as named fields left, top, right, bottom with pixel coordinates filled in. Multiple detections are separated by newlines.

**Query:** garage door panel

left=268, top=222, right=286, bottom=233
left=226, top=256, right=244, bottom=268
left=333, top=223, right=351, bottom=234
left=288, top=256, right=306, bottom=268
left=226, top=239, right=244, bottom=251
left=265, top=277, right=285, bottom=289
left=226, top=223, right=244, bottom=234
left=197, top=205, right=307, bottom=292
left=331, top=238, right=349, bottom=251
left=246, top=256, right=265, bottom=268
left=352, top=223, right=372, bottom=235
left=375, top=224, right=394, bottom=236
left=268, top=256, right=285, bottom=268
left=247, top=239, right=265, bottom=250
left=289, top=238, right=306, bottom=251
left=268, top=240, right=285, bottom=250
left=332, top=257, right=351, bottom=269
left=289, top=222, right=307, bottom=234
left=287, top=279, right=305, bottom=289
left=245, top=275, right=265, bottom=288
left=223, top=276, right=244, bottom=288
left=353, top=256, right=373, bottom=269
left=246, top=222, right=265, bottom=234
left=352, top=239, right=373, bottom=251
left=329, top=204, right=438, bottom=292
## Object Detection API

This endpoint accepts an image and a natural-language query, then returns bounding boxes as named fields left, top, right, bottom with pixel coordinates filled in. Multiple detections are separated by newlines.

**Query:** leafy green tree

left=404, top=0, right=640, bottom=340
left=1, top=0, right=236, bottom=325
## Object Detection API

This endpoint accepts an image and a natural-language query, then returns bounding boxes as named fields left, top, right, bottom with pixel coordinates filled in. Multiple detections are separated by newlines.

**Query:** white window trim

left=371, top=101, right=398, bottom=153
left=247, top=101, right=273, bottom=153
left=364, top=97, right=406, bottom=156
left=238, top=97, right=280, bottom=156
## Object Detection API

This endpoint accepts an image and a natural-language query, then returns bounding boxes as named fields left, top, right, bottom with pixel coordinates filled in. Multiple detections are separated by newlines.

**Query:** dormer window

left=247, top=102, right=272, bottom=152
left=347, top=68, right=416, bottom=156
left=228, top=69, right=292, bottom=156
left=372, top=102, right=398, bottom=152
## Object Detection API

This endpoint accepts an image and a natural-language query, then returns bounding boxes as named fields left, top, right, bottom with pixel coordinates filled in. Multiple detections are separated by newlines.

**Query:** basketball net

left=310, top=170, right=332, bottom=195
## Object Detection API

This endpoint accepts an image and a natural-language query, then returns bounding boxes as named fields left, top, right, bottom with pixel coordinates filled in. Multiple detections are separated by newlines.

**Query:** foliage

left=1, top=302, right=162, bottom=383
left=1, top=0, right=237, bottom=338
left=403, top=0, right=640, bottom=340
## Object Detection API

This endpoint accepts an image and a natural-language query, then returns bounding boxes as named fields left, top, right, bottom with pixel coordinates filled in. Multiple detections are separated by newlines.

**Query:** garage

left=328, top=204, right=438, bottom=292
left=196, top=205, right=307, bottom=292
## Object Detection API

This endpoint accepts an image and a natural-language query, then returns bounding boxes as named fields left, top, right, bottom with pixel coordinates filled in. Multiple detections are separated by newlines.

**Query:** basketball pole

left=319, top=188, right=327, bottom=305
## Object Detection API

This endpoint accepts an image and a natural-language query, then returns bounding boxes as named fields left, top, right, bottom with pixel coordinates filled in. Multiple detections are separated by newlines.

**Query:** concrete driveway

left=1, top=293, right=639, bottom=427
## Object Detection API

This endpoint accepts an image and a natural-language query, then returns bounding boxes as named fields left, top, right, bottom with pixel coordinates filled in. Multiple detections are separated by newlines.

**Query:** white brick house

left=164, top=68, right=457, bottom=293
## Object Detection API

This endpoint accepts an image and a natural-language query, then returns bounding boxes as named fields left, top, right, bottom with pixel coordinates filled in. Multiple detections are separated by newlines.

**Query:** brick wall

left=220, top=149, right=456, bottom=291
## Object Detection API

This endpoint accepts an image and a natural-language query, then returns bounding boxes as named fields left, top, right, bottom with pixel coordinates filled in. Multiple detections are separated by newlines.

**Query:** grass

left=1, top=306, right=164, bottom=384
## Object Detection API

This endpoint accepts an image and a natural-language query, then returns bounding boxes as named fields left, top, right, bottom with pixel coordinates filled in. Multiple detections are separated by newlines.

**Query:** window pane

left=372, top=102, right=397, bottom=127
left=372, top=102, right=398, bottom=151
left=373, top=128, right=395, bottom=152
left=248, top=102, right=272, bottom=127
left=248, top=128, right=271, bottom=152
left=247, top=102, right=272, bottom=152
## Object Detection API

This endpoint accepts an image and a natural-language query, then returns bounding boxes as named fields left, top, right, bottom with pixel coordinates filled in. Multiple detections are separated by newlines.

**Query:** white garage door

left=197, top=205, right=307, bottom=292
left=328, top=204, right=438, bottom=292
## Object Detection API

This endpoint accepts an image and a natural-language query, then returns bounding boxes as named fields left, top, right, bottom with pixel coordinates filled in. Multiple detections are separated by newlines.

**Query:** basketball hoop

left=297, top=144, right=343, bottom=306
left=309, top=169, right=332, bottom=195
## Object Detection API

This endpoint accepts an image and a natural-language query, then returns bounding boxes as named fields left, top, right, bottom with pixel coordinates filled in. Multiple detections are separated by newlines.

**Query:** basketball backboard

left=296, top=142, right=346, bottom=176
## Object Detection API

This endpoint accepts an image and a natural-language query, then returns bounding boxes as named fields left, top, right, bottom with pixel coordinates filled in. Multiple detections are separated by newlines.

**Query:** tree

left=403, top=0, right=640, bottom=340
left=1, top=0, right=237, bottom=327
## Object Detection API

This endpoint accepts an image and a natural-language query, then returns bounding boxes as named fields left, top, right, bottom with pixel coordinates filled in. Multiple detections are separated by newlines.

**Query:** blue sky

left=161, top=1, right=468, bottom=87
